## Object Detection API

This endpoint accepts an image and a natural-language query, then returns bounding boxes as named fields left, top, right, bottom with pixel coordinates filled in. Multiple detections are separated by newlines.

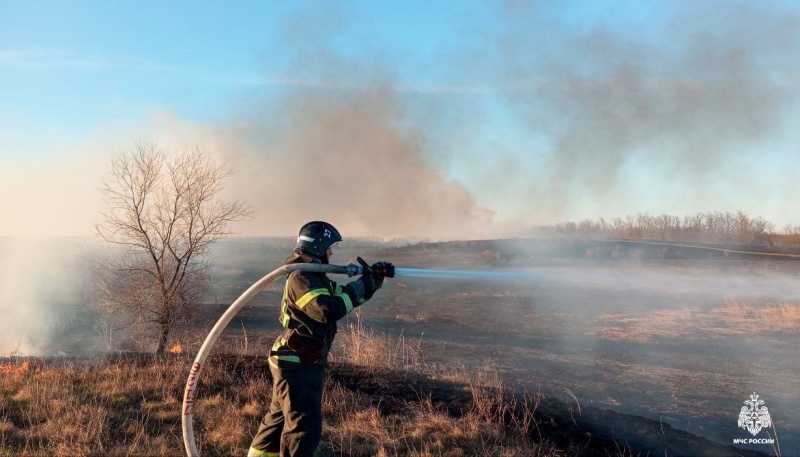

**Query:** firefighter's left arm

left=340, top=274, right=381, bottom=305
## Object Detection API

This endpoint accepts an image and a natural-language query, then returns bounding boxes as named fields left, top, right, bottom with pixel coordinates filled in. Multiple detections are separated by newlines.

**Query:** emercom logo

left=733, top=393, right=775, bottom=445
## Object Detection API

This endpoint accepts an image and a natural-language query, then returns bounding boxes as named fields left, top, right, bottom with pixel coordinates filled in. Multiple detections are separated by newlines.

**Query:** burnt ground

left=128, top=239, right=800, bottom=455
left=328, top=363, right=768, bottom=457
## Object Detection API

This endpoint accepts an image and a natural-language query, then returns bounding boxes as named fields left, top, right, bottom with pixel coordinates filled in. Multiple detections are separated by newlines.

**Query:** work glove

left=369, top=261, right=393, bottom=282
left=351, top=257, right=391, bottom=305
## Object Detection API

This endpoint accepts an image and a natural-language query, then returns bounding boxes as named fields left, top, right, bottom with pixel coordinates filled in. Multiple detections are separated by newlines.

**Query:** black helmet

left=295, top=221, right=343, bottom=259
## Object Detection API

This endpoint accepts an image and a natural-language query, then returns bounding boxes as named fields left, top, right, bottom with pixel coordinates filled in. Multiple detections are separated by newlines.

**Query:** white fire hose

left=181, top=263, right=362, bottom=457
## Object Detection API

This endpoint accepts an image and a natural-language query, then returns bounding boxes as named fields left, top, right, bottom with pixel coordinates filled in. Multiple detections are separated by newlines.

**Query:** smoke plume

left=234, top=88, right=496, bottom=239
left=0, top=239, right=91, bottom=355
left=471, top=1, right=800, bottom=224
left=169, top=1, right=799, bottom=236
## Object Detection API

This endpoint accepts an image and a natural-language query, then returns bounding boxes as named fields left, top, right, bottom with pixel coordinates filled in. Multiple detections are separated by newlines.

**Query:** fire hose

left=181, top=260, right=393, bottom=457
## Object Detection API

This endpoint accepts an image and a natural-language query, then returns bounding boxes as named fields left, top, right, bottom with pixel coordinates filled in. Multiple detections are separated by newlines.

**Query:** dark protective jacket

left=269, top=251, right=370, bottom=368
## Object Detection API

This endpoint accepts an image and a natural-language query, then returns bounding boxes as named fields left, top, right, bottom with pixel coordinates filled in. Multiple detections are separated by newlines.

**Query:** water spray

left=181, top=260, right=536, bottom=456
left=357, top=255, right=545, bottom=281
left=394, top=267, right=543, bottom=280
left=355, top=257, right=545, bottom=281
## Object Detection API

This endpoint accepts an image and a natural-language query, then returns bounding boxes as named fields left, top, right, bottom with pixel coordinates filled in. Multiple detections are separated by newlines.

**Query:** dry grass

left=712, top=302, right=800, bottom=332
left=330, top=314, right=426, bottom=373
left=0, top=356, right=189, bottom=456
left=320, top=361, right=551, bottom=457
left=0, top=323, right=560, bottom=457
left=591, top=301, right=800, bottom=343
left=321, top=386, right=549, bottom=457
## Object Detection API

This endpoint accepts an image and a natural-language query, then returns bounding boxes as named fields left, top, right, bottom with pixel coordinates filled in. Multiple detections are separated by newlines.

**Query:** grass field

left=2, top=238, right=797, bottom=456
left=0, top=326, right=567, bottom=456
left=0, top=322, right=772, bottom=457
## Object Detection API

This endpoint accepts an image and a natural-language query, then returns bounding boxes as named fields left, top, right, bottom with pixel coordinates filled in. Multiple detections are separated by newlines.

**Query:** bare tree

left=95, top=144, right=250, bottom=354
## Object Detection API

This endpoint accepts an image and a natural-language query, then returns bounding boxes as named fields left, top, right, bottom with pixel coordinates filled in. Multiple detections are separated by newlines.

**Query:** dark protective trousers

left=249, top=363, right=325, bottom=457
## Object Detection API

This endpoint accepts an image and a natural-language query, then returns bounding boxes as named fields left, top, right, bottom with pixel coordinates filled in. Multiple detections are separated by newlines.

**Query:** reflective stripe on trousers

left=247, top=447, right=279, bottom=457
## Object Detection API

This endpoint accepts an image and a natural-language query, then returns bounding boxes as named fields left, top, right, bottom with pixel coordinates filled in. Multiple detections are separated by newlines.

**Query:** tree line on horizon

left=539, top=211, right=800, bottom=246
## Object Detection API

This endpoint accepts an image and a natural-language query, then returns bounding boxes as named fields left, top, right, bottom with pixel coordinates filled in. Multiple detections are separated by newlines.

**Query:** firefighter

left=248, top=221, right=390, bottom=457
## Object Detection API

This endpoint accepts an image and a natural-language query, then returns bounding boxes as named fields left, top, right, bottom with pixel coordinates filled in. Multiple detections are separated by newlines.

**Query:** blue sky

left=0, top=0, right=668, bottom=151
left=2, top=1, right=800, bottom=238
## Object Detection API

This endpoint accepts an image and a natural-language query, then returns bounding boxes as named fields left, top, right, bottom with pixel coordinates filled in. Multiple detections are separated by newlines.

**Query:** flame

left=0, top=360, right=30, bottom=375
left=169, top=343, right=183, bottom=354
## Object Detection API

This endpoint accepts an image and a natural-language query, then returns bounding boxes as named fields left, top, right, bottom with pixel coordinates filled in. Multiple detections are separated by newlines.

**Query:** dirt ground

left=207, top=238, right=799, bottom=456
